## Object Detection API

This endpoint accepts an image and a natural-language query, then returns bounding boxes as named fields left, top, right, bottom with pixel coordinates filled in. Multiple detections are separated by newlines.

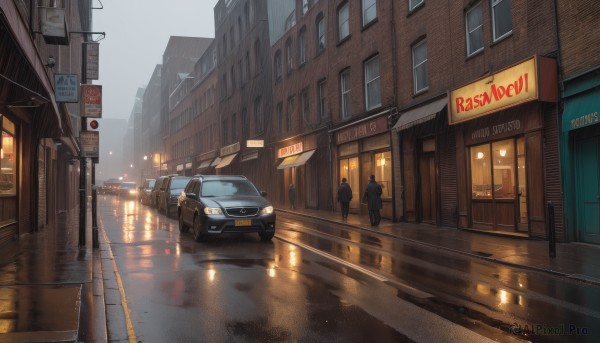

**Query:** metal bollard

left=548, top=202, right=556, bottom=258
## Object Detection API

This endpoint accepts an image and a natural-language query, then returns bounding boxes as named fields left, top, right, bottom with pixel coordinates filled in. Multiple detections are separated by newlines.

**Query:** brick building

left=391, top=0, right=562, bottom=239
left=557, top=0, right=600, bottom=244
left=1, top=1, right=93, bottom=246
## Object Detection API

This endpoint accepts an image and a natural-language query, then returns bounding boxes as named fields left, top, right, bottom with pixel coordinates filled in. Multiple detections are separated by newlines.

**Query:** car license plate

left=235, top=219, right=252, bottom=227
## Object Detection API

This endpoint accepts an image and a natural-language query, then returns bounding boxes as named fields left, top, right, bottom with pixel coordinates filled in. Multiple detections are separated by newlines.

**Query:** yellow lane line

left=101, top=226, right=137, bottom=343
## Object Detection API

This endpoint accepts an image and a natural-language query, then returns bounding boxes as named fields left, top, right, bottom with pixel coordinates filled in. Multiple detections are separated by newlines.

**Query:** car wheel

left=192, top=215, right=207, bottom=242
left=178, top=212, right=189, bottom=233
left=259, top=231, right=274, bottom=242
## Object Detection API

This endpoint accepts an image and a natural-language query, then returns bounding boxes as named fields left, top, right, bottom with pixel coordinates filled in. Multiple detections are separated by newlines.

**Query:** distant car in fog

left=118, top=181, right=138, bottom=199
left=140, top=178, right=156, bottom=205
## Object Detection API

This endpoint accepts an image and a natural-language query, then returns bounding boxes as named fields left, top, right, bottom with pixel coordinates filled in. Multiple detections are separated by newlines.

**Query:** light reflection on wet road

left=97, top=194, right=599, bottom=343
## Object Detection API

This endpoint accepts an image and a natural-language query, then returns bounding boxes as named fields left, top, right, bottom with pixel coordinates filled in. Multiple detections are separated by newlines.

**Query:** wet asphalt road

left=98, top=195, right=599, bottom=343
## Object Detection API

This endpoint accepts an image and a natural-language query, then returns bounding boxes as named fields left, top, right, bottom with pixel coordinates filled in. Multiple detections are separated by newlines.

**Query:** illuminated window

left=374, top=151, right=392, bottom=198
left=0, top=115, right=16, bottom=195
left=470, top=139, right=517, bottom=200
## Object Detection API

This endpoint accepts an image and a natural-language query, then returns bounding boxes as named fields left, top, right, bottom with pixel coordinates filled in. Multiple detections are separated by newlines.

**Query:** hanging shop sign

left=79, top=131, right=99, bottom=158
left=83, top=42, right=99, bottom=80
left=81, top=84, right=102, bottom=118
left=54, top=74, right=79, bottom=103
left=449, top=55, right=557, bottom=125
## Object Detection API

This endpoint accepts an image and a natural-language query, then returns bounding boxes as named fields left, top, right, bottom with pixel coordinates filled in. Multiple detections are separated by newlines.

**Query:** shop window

left=1, top=116, right=17, bottom=195
left=339, top=156, right=360, bottom=208
left=470, top=139, right=516, bottom=199
left=374, top=151, right=392, bottom=198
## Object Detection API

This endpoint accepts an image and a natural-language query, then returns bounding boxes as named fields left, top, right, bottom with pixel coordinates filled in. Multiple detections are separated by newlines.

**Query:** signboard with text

left=83, top=42, right=99, bottom=80
left=81, top=84, right=102, bottom=118
left=80, top=131, right=99, bottom=157
left=278, top=142, right=303, bottom=158
left=54, top=74, right=78, bottom=103
left=449, top=56, right=538, bottom=125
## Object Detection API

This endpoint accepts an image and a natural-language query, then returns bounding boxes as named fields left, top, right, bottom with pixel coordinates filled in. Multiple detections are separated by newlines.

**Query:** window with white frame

left=338, top=2, right=350, bottom=42
left=466, top=2, right=484, bottom=56
left=409, top=0, right=424, bottom=11
left=299, top=28, right=307, bottom=65
left=412, top=40, right=428, bottom=94
left=340, top=69, right=351, bottom=119
left=492, top=0, right=512, bottom=41
left=318, top=79, right=327, bottom=119
left=286, top=38, right=293, bottom=74
left=364, top=55, right=381, bottom=110
left=317, top=14, right=326, bottom=52
left=362, top=0, right=376, bottom=26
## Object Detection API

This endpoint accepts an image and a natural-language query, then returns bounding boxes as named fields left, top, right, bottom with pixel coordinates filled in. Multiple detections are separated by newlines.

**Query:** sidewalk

left=277, top=207, right=600, bottom=287
left=0, top=205, right=106, bottom=343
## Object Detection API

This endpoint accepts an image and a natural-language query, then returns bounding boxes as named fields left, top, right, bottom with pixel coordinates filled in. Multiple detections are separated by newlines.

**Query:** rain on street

left=97, top=194, right=600, bottom=343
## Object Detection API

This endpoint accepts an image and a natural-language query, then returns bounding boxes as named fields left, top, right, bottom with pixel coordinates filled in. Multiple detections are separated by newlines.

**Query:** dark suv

left=156, top=175, right=192, bottom=217
left=177, top=175, right=276, bottom=242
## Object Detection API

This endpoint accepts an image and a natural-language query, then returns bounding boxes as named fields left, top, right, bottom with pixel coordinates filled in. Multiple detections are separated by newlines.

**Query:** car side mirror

left=260, top=191, right=267, bottom=197
left=186, top=192, right=198, bottom=200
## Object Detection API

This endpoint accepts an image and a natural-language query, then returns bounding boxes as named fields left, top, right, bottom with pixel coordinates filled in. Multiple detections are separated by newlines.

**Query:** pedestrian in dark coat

left=288, top=183, right=296, bottom=209
left=362, top=174, right=382, bottom=226
left=337, top=178, right=353, bottom=220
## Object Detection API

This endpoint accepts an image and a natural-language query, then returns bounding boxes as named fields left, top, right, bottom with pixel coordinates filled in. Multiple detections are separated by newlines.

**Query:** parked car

left=177, top=175, right=276, bottom=242
left=118, top=181, right=138, bottom=199
left=151, top=175, right=170, bottom=209
left=157, top=175, right=191, bottom=217
left=139, top=178, right=156, bottom=205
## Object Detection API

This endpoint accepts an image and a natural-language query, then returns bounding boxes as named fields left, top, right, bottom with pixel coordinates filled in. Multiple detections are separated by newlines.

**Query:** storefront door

left=339, top=157, right=360, bottom=210
left=575, top=136, right=600, bottom=244
left=419, top=153, right=436, bottom=224
left=470, top=138, right=527, bottom=233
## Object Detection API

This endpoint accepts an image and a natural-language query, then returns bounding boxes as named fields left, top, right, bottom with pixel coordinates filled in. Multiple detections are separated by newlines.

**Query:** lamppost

left=142, top=155, right=148, bottom=183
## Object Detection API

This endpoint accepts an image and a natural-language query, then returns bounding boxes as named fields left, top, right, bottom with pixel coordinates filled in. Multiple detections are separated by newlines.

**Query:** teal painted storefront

left=561, top=67, right=600, bottom=244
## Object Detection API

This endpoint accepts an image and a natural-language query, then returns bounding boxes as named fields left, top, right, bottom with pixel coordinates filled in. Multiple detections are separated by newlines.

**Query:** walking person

left=337, top=178, right=353, bottom=220
left=288, top=183, right=296, bottom=209
left=362, top=174, right=382, bottom=226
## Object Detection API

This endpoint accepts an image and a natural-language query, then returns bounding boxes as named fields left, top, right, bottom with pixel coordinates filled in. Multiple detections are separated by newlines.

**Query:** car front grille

left=225, top=207, right=259, bottom=217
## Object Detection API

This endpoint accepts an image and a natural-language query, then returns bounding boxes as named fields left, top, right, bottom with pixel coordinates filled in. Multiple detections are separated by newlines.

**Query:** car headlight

left=204, top=207, right=223, bottom=215
left=129, top=189, right=138, bottom=194
left=260, top=206, right=274, bottom=214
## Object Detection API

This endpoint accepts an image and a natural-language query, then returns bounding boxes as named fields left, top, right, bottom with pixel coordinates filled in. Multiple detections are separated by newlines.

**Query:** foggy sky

left=92, top=0, right=219, bottom=120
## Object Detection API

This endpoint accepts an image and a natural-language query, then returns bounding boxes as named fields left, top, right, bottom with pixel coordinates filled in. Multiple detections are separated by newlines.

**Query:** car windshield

left=201, top=180, right=259, bottom=197
left=171, top=178, right=191, bottom=189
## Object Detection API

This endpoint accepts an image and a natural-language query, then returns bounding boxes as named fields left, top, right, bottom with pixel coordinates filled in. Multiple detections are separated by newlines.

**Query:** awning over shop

left=0, top=3, right=62, bottom=133
left=562, top=89, right=600, bottom=132
left=277, top=150, right=315, bottom=169
left=393, top=97, right=447, bottom=131
left=215, top=153, right=237, bottom=169
left=196, top=159, right=213, bottom=171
